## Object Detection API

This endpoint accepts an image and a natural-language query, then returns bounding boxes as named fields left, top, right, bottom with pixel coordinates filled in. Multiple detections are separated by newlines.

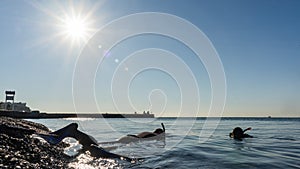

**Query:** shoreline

left=0, top=117, right=71, bottom=168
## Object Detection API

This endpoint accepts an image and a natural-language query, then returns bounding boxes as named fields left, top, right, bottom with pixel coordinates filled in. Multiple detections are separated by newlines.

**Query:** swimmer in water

left=37, top=123, right=134, bottom=162
left=229, top=127, right=253, bottom=141
left=99, top=123, right=166, bottom=144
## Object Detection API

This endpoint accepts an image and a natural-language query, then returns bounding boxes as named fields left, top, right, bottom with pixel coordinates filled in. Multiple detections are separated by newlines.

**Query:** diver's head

left=154, top=128, right=164, bottom=134
left=230, top=127, right=244, bottom=139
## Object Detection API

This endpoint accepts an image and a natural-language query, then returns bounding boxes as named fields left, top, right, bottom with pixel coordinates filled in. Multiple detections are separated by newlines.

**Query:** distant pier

left=0, top=110, right=154, bottom=119
left=0, top=90, right=154, bottom=119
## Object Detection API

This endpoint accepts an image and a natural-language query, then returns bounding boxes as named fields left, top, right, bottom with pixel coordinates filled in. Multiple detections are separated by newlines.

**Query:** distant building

left=0, top=91, right=31, bottom=112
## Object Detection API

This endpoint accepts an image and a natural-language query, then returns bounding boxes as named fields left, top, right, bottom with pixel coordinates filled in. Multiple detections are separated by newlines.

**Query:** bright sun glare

left=29, top=2, right=98, bottom=49
left=60, top=13, right=93, bottom=44
left=64, top=17, right=87, bottom=39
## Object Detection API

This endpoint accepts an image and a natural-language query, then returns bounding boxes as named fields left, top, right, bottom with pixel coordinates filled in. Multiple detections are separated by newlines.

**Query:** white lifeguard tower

left=5, top=91, right=15, bottom=103
left=0, top=91, right=31, bottom=112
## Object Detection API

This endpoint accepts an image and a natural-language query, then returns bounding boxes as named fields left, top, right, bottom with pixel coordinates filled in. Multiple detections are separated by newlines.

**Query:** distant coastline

left=0, top=90, right=154, bottom=119
left=1, top=110, right=299, bottom=120
left=0, top=110, right=154, bottom=119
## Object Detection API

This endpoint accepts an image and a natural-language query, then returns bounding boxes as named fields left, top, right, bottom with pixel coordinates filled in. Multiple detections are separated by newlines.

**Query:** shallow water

left=31, top=118, right=300, bottom=169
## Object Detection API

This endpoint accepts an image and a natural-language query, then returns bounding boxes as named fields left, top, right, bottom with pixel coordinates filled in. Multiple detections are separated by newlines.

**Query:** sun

left=65, top=17, right=87, bottom=38
left=59, top=12, right=94, bottom=45
left=62, top=15, right=89, bottom=41
left=26, top=1, right=99, bottom=50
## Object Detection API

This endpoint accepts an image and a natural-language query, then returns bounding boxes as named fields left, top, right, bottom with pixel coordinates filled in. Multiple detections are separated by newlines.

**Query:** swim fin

left=37, top=133, right=63, bottom=145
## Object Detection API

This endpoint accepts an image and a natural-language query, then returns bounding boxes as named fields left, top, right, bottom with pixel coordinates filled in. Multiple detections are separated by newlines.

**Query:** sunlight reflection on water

left=68, top=154, right=121, bottom=169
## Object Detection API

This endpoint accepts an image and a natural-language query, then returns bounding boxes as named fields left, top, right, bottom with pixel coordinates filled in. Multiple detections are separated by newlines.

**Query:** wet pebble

left=0, top=117, right=71, bottom=168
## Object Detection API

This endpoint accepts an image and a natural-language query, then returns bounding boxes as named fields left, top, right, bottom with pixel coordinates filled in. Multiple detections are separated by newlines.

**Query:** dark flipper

left=50, top=123, right=78, bottom=137
left=37, top=133, right=62, bottom=145
left=38, top=123, right=79, bottom=145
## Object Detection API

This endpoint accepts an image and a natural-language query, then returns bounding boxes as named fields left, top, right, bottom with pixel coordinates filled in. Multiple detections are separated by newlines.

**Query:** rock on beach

left=0, top=117, right=71, bottom=169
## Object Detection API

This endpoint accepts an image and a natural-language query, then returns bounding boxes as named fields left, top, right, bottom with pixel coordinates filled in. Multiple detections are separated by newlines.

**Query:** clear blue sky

left=0, top=0, right=299, bottom=117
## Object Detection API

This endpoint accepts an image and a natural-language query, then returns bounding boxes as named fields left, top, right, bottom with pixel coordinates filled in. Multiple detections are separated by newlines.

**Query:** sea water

left=30, top=118, right=300, bottom=169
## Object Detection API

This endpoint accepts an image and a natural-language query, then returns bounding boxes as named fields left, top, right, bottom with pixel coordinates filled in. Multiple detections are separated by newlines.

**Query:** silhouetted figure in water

left=98, top=123, right=166, bottom=144
left=126, top=123, right=165, bottom=138
left=229, top=127, right=253, bottom=141
left=37, top=123, right=134, bottom=161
